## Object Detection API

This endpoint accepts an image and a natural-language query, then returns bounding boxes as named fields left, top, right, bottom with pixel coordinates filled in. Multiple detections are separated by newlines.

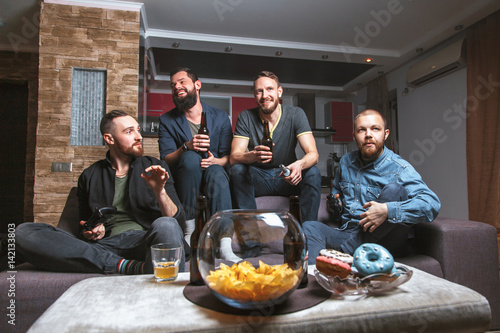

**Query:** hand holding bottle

left=189, top=134, right=210, bottom=152
left=279, top=162, right=302, bottom=186
left=195, top=111, right=210, bottom=158
left=279, top=164, right=291, bottom=177
left=200, top=151, right=216, bottom=169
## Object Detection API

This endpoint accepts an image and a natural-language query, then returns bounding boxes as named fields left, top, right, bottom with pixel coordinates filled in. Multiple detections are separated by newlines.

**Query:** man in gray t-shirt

left=230, top=71, right=321, bottom=222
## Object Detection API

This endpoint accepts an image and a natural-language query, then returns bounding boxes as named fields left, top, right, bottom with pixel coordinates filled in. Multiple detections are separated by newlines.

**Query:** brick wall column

left=36, top=2, right=141, bottom=225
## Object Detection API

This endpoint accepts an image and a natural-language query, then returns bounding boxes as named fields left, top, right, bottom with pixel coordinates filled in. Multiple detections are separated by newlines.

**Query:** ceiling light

left=321, top=54, right=329, bottom=60
left=172, top=42, right=180, bottom=48
left=225, top=46, right=233, bottom=52
left=365, top=58, right=372, bottom=63
left=275, top=51, right=283, bottom=56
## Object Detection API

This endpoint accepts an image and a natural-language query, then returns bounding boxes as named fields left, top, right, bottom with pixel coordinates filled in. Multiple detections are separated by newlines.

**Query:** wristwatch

left=181, top=142, right=189, bottom=152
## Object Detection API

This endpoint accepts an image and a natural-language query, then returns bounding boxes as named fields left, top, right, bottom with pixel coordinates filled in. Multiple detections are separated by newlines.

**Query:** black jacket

left=77, top=152, right=185, bottom=230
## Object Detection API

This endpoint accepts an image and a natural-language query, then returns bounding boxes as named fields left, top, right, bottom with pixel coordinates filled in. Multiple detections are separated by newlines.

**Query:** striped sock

left=117, top=259, right=145, bottom=275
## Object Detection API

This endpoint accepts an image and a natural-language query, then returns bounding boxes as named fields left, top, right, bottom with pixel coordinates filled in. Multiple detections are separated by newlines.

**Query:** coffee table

left=28, top=266, right=491, bottom=333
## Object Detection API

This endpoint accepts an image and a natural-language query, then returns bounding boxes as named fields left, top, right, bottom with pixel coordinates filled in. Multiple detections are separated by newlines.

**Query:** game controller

left=82, top=206, right=117, bottom=231
left=326, top=194, right=342, bottom=223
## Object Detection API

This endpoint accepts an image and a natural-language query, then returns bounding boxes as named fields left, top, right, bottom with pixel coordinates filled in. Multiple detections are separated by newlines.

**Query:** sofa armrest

left=57, top=187, right=80, bottom=237
left=413, top=216, right=500, bottom=328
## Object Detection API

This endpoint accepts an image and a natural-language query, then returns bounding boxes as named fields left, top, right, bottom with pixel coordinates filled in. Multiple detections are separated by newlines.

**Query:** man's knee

left=15, top=223, right=31, bottom=245
left=177, top=151, right=202, bottom=172
left=229, top=163, right=247, bottom=178
left=302, top=166, right=321, bottom=186
left=16, top=222, right=52, bottom=243
left=204, top=165, right=229, bottom=184
left=15, top=222, right=32, bottom=236
left=151, top=217, right=183, bottom=238
left=302, top=220, right=323, bottom=237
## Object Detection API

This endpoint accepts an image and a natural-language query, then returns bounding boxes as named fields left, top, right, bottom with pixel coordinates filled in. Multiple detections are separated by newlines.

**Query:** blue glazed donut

left=353, top=243, right=394, bottom=276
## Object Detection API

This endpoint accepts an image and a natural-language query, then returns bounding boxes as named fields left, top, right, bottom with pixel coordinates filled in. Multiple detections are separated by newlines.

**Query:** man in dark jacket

left=158, top=67, right=233, bottom=245
left=16, top=110, right=187, bottom=274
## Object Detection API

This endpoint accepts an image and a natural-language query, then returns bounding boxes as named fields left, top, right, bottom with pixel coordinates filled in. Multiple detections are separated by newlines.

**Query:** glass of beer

left=151, top=243, right=182, bottom=282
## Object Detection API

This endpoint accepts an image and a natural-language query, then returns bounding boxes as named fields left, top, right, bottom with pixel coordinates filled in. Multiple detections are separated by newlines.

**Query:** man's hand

left=141, top=165, right=169, bottom=194
left=253, top=144, right=273, bottom=163
left=280, top=161, right=302, bottom=186
left=359, top=201, right=389, bottom=232
left=200, top=151, right=216, bottom=169
left=80, top=220, right=105, bottom=241
left=189, top=134, right=209, bottom=152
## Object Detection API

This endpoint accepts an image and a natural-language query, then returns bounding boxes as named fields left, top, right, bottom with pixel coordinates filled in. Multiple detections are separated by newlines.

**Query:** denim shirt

left=331, top=146, right=440, bottom=228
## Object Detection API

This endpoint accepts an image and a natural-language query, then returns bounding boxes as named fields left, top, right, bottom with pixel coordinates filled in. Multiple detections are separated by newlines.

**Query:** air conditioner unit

left=406, top=39, right=466, bottom=87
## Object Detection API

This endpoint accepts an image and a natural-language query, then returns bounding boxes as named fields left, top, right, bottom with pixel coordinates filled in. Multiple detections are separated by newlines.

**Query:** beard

left=117, top=140, right=144, bottom=159
left=358, top=140, right=384, bottom=163
left=259, top=98, right=279, bottom=114
left=173, top=87, right=198, bottom=111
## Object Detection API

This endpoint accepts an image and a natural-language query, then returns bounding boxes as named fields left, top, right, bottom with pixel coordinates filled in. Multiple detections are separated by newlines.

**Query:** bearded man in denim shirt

left=303, top=109, right=440, bottom=264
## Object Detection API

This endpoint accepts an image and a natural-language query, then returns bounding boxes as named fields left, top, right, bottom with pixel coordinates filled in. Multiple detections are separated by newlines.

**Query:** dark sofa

left=2, top=189, right=499, bottom=332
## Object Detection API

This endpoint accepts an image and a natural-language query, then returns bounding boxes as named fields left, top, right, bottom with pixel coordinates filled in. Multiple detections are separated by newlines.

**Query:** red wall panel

left=148, top=93, right=175, bottom=116
left=326, top=101, right=353, bottom=142
left=231, top=97, right=257, bottom=131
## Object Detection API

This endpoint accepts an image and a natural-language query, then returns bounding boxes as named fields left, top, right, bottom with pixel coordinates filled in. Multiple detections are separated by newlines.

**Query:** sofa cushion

left=397, top=255, right=443, bottom=278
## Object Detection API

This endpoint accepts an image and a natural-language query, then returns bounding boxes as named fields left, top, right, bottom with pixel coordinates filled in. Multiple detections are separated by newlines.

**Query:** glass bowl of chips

left=197, top=209, right=307, bottom=310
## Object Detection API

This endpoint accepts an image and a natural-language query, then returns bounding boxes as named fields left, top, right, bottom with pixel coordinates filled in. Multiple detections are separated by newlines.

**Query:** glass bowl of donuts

left=197, top=210, right=307, bottom=309
left=314, top=243, right=413, bottom=296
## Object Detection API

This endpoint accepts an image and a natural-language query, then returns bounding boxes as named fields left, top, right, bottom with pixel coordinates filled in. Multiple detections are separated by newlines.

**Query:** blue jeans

left=229, top=164, right=321, bottom=221
left=303, top=183, right=412, bottom=264
left=171, top=151, right=232, bottom=220
left=16, top=217, right=186, bottom=274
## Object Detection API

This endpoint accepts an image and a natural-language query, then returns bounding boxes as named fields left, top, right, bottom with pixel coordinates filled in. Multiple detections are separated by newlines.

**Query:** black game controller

left=326, top=194, right=342, bottom=223
left=82, top=206, right=117, bottom=231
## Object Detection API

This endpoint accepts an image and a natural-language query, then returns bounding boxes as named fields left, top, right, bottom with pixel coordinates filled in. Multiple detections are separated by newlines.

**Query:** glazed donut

left=316, top=256, right=352, bottom=278
left=353, top=243, right=394, bottom=276
left=319, top=249, right=353, bottom=265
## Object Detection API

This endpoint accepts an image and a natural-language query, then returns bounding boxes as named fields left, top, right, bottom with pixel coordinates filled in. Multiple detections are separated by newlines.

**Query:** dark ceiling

left=152, top=48, right=375, bottom=87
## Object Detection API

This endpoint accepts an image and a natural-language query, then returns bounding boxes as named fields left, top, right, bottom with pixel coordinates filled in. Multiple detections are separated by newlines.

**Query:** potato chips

left=206, top=261, right=300, bottom=302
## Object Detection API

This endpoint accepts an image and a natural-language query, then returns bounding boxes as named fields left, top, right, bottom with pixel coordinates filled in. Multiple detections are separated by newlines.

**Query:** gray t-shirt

left=234, top=105, right=312, bottom=168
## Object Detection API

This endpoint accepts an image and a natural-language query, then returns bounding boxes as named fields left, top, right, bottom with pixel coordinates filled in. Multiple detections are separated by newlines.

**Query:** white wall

left=391, top=67, right=468, bottom=219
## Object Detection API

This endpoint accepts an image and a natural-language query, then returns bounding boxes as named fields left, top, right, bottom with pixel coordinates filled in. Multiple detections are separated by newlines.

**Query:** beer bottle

left=289, top=195, right=308, bottom=288
left=198, top=111, right=209, bottom=136
left=198, top=112, right=209, bottom=158
left=261, top=121, right=273, bottom=163
left=279, top=164, right=291, bottom=177
left=190, top=195, right=208, bottom=285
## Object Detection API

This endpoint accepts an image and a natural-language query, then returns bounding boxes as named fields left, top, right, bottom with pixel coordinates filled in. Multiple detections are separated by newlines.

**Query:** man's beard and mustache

left=117, top=140, right=144, bottom=159
left=259, top=97, right=279, bottom=114
left=358, top=139, right=384, bottom=163
left=173, top=87, right=198, bottom=111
